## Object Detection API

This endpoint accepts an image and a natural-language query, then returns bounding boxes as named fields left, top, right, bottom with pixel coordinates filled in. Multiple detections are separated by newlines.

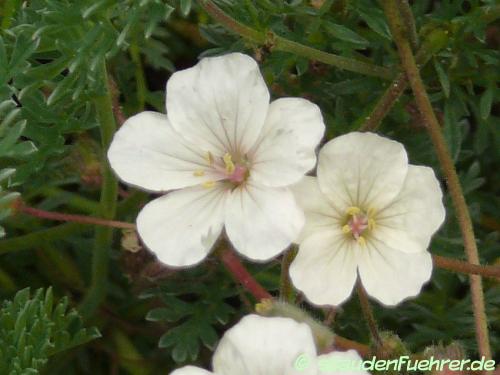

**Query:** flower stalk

left=356, top=282, right=383, bottom=350
left=79, top=61, right=119, bottom=319
left=381, top=0, right=492, bottom=361
left=219, top=248, right=272, bottom=301
left=198, top=0, right=393, bottom=79
left=432, top=254, right=500, bottom=280
left=18, top=204, right=135, bottom=230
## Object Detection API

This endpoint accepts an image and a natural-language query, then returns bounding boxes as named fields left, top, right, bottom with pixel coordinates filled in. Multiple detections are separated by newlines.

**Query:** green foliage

left=142, top=268, right=236, bottom=363
left=0, top=0, right=498, bottom=372
left=0, top=287, right=100, bottom=374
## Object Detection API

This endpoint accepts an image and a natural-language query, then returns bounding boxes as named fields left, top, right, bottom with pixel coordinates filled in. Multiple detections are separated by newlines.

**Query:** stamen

left=223, top=153, right=235, bottom=174
left=202, top=181, right=215, bottom=188
left=368, top=218, right=376, bottom=231
left=342, top=224, right=352, bottom=234
left=205, top=151, right=214, bottom=166
left=346, top=206, right=361, bottom=216
left=357, top=236, right=366, bottom=247
left=193, top=170, right=205, bottom=177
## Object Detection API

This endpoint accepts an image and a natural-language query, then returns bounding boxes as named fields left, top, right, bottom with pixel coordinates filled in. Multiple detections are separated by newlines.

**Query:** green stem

left=198, top=0, right=393, bottom=80
left=279, top=247, right=296, bottom=302
left=79, top=61, right=118, bottom=319
left=129, top=36, right=147, bottom=112
left=382, top=0, right=491, bottom=362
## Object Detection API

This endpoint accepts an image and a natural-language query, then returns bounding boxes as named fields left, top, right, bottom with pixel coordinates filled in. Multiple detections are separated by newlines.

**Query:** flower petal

left=225, top=183, right=304, bottom=261
left=290, top=231, right=359, bottom=306
left=136, top=185, right=227, bottom=267
left=373, top=165, right=446, bottom=253
left=317, top=350, right=370, bottom=375
left=166, top=53, right=269, bottom=155
left=249, top=98, right=325, bottom=187
left=357, top=242, right=433, bottom=306
left=108, top=111, right=220, bottom=192
left=317, top=132, right=408, bottom=211
left=291, top=176, right=343, bottom=243
left=213, top=315, right=317, bottom=375
left=170, top=366, right=214, bottom=375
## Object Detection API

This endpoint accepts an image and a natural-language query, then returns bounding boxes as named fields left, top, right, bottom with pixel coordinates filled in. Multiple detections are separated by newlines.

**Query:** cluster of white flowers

left=108, top=53, right=445, bottom=374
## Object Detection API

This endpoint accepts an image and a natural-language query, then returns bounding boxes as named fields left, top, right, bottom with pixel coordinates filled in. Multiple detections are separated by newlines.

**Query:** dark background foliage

left=0, top=0, right=498, bottom=373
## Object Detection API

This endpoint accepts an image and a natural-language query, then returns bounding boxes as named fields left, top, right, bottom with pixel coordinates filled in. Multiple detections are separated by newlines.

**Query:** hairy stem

left=358, top=28, right=450, bottom=131
left=382, top=0, right=491, bottom=361
left=19, top=205, right=135, bottom=230
left=433, top=254, right=500, bottom=280
left=219, top=248, right=272, bottom=300
left=356, top=282, right=383, bottom=350
left=218, top=248, right=372, bottom=356
left=79, top=62, right=118, bottom=319
left=198, top=0, right=393, bottom=79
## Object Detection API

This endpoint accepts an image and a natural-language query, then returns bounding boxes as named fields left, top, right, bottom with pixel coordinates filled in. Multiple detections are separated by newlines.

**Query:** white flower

left=290, top=132, right=446, bottom=306
left=170, top=314, right=369, bottom=375
left=108, top=53, right=325, bottom=267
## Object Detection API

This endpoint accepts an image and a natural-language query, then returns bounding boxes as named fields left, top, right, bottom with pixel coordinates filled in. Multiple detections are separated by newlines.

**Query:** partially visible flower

left=170, top=314, right=369, bottom=375
left=108, top=53, right=324, bottom=267
left=290, top=132, right=445, bottom=306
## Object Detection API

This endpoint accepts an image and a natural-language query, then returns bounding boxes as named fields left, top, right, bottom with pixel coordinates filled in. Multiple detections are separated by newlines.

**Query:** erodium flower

left=290, top=132, right=446, bottom=306
left=170, top=314, right=369, bottom=375
left=108, top=53, right=325, bottom=267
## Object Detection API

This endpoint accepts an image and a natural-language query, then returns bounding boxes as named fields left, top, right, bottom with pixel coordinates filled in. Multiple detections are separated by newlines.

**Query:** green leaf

left=0, top=288, right=100, bottom=374
left=179, top=0, right=192, bottom=17
left=434, top=59, right=450, bottom=98
left=323, top=22, right=369, bottom=46
left=479, top=85, right=494, bottom=120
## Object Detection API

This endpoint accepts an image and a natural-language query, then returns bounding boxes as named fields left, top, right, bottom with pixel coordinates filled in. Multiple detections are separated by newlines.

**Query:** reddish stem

left=20, top=205, right=136, bottom=230
left=219, top=249, right=272, bottom=300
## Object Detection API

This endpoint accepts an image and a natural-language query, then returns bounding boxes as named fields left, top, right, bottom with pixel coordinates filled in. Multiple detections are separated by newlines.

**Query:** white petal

left=357, top=241, right=433, bottom=306
left=290, top=231, right=359, bottom=306
left=108, top=111, right=220, bottom=192
left=166, top=53, right=269, bottom=155
left=317, top=350, right=370, bottom=375
left=225, top=183, right=304, bottom=261
left=170, top=366, right=214, bottom=375
left=291, top=176, right=343, bottom=243
left=213, top=315, right=317, bottom=375
left=136, top=185, right=227, bottom=267
left=373, top=165, right=445, bottom=253
left=317, top=132, right=408, bottom=211
left=249, top=98, right=325, bottom=187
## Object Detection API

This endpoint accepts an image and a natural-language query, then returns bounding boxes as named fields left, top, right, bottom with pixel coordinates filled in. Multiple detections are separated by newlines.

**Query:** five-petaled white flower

left=108, top=53, right=325, bottom=267
left=290, top=132, right=446, bottom=306
left=170, top=314, right=369, bottom=375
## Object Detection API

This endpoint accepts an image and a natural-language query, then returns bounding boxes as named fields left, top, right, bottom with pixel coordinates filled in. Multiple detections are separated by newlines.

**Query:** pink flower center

left=347, top=214, right=369, bottom=240
left=227, top=164, right=247, bottom=183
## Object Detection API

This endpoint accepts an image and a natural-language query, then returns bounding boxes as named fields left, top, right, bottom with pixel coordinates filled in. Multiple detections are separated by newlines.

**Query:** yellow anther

left=202, top=180, right=215, bottom=189
left=342, top=224, right=352, bottom=234
left=223, top=153, right=235, bottom=174
left=357, top=236, right=367, bottom=247
left=368, top=218, right=376, bottom=231
left=205, top=151, right=214, bottom=165
left=193, top=170, right=205, bottom=177
left=346, top=206, right=361, bottom=216
left=367, top=207, right=377, bottom=217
